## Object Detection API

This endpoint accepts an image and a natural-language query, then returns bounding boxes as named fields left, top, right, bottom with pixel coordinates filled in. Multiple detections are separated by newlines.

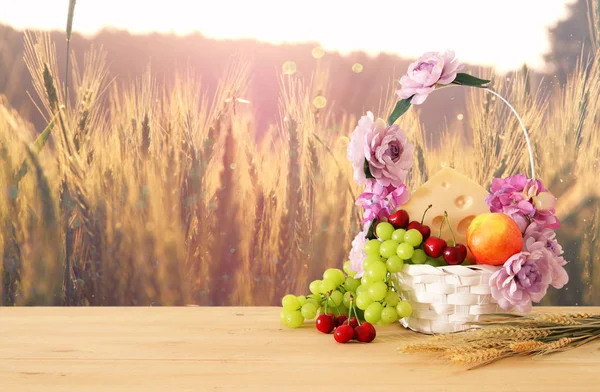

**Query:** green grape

left=380, top=306, right=398, bottom=325
left=342, top=291, right=354, bottom=308
left=323, top=268, right=345, bottom=287
left=360, top=276, right=371, bottom=286
left=337, top=305, right=349, bottom=316
left=327, top=290, right=344, bottom=308
left=363, top=254, right=383, bottom=270
left=282, top=294, right=300, bottom=311
left=356, top=283, right=369, bottom=296
left=297, top=295, right=306, bottom=306
left=379, top=240, right=399, bottom=259
left=411, top=249, right=427, bottom=264
left=385, top=255, right=404, bottom=273
left=384, top=291, right=399, bottom=307
left=364, top=302, right=384, bottom=323
left=355, top=293, right=373, bottom=310
left=280, top=310, right=288, bottom=326
left=306, top=297, right=320, bottom=309
left=301, top=303, right=317, bottom=319
left=404, top=229, right=424, bottom=247
left=285, top=310, right=304, bottom=328
left=396, top=242, right=415, bottom=260
left=375, top=222, right=395, bottom=241
left=391, top=229, right=407, bottom=242
left=426, top=257, right=445, bottom=267
left=365, top=261, right=387, bottom=281
left=321, top=278, right=337, bottom=293
left=309, top=280, right=322, bottom=295
left=343, top=260, right=356, bottom=277
left=344, top=277, right=360, bottom=293
left=368, top=281, right=388, bottom=302
left=364, top=239, right=382, bottom=255
left=396, top=300, right=413, bottom=318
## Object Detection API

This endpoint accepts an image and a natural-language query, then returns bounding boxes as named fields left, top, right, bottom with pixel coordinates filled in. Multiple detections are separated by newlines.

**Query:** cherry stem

left=444, top=211, right=457, bottom=246
left=351, top=299, right=361, bottom=326
left=438, top=213, right=446, bottom=238
left=421, top=204, right=433, bottom=224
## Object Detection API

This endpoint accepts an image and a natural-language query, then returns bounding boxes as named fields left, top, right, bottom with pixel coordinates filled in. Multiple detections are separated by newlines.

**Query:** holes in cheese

left=401, top=167, right=490, bottom=251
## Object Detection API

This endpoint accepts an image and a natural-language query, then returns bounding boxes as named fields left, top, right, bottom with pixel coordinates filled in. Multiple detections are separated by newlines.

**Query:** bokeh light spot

left=352, top=63, right=363, bottom=73
left=457, top=113, right=464, bottom=120
left=311, top=47, right=325, bottom=59
left=282, top=61, right=297, bottom=75
left=313, top=95, right=327, bottom=109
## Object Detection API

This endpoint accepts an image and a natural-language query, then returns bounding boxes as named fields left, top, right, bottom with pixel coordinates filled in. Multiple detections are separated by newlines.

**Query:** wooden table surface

left=1, top=307, right=599, bottom=391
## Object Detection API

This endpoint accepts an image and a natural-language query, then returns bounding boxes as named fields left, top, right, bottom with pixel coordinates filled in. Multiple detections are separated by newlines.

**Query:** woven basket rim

left=401, top=264, right=500, bottom=276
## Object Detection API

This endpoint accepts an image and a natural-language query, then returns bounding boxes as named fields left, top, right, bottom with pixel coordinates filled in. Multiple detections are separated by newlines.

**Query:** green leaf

left=452, top=73, right=490, bottom=87
left=15, top=114, right=57, bottom=184
left=364, top=159, right=374, bottom=179
left=387, top=98, right=412, bottom=126
left=366, top=219, right=377, bottom=240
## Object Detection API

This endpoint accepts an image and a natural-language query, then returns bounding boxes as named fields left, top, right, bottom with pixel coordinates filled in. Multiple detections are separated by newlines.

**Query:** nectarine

left=466, top=213, right=523, bottom=266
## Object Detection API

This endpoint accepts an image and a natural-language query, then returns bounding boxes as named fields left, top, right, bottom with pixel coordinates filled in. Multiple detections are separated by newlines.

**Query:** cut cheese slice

left=401, top=167, right=490, bottom=261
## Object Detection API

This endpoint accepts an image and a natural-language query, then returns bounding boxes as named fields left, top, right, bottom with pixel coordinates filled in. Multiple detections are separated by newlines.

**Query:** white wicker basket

left=386, top=86, right=538, bottom=334
left=392, top=264, right=501, bottom=334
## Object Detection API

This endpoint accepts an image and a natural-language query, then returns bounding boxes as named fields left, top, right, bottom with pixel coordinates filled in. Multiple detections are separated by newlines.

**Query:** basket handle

left=442, top=85, right=536, bottom=180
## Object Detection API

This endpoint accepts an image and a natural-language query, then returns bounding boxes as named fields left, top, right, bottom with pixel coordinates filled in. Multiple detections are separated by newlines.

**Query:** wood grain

left=1, top=307, right=599, bottom=391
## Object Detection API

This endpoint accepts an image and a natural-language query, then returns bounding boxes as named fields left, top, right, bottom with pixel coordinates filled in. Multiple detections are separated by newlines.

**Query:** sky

left=0, top=0, right=577, bottom=72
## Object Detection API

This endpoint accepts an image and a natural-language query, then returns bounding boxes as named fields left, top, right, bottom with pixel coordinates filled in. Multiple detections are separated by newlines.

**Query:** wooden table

left=1, top=307, right=599, bottom=391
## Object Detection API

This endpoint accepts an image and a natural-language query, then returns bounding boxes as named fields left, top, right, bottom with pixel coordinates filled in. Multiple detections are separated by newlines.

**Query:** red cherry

left=424, top=237, right=447, bottom=258
left=334, top=324, right=355, bottom=343
left=407, top=221, right=431, bottom=241
left=443, top=244, right=468, bottom=265
left=316, top=314, right=335, bottom=334
left=348, top=317, right=359, bottom=329
left=335, top=314, right=348, bottom=327
left=388, top=210, right=409, bottom=229
left=354, top=322, right=377, bottom=343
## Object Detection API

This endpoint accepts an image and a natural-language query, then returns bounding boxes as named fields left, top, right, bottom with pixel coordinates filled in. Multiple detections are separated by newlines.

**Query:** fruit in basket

left=403, top=229, right=423, bottom=247
left=424, top=236, right=447, bottom=258
left=391, top=228, right=407, bottom=242
left=388, top=209, right=409, bottom=229
left=375, top=222, right=395, bottom=240
left=466, top=212, right=523, bottom=265
left=411, top=248, right=428, bottom=264
left=443, top=244, right=468, bottom=265
left=406, top=204, right=433, bottom=241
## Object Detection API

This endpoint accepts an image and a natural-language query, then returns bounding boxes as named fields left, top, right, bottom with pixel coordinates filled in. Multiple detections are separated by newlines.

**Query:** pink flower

left=355, top=180, right=410, bottom=224
left=485, top=174, right=560, bottom=232
left=396, top=50, right=465, bottom=105
left=523, top=223, right=569, bottom=289
left=348, top=112, right=376, bottom=186
left=348, top=229, right=369, bottom=278
left=490, top=250, right=553, bottom=313
left=348, top=112, right=414, bottom=188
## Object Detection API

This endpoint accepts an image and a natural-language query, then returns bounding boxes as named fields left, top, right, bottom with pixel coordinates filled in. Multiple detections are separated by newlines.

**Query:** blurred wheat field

left=0, top=27, right=599, bottom=307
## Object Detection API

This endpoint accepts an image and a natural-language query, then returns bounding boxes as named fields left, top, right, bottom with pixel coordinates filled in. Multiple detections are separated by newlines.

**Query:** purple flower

left=356, top=181, right=410, bottom=224
left=523, top=223, right=569, bottom=289
left=485, top=174, right=560, bottom=232
left=347, top=112, right=414, bottom=188
left=490, top=250, right=553, bottom=313
left=396, top=50, right=465, bottom=105
left=348, top=229, right=369, bottom=278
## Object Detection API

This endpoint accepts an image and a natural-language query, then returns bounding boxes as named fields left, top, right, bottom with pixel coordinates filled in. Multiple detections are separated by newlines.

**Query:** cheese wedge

left=401, top=167, right=490, bottom=261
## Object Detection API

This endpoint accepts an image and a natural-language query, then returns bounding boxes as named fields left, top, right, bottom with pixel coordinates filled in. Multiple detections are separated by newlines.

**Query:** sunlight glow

left=0, top=0, right=576, bottom=72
